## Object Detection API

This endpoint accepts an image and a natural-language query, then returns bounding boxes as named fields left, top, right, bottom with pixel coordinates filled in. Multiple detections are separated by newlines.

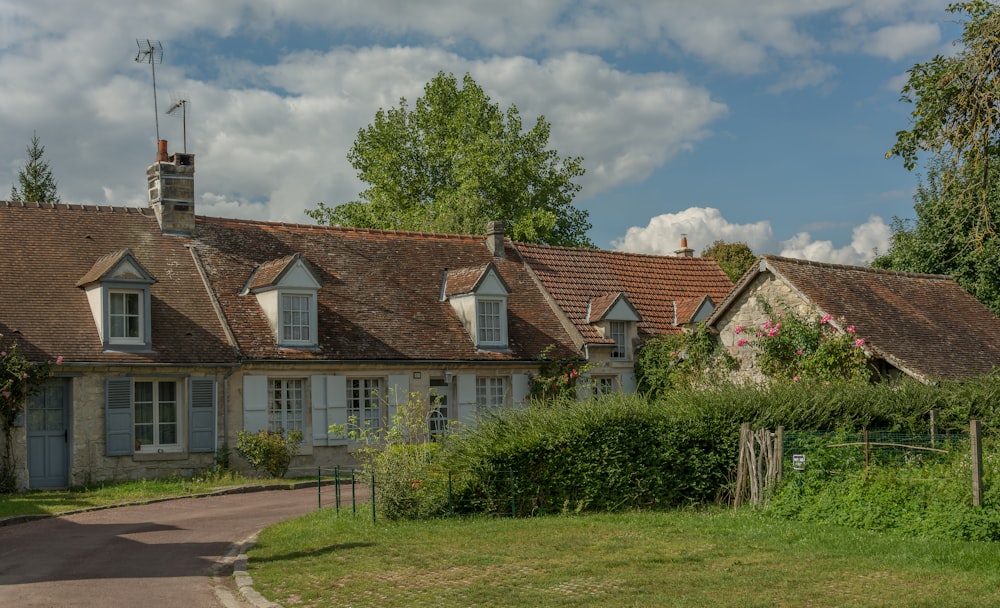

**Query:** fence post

left=371, top=472, right=377, bottom=524
left=448, top=470, right=454, bottom=516
left=335, top=465, right=341, bottom=513
left=509, top=469, right=517, bottom=518
left=775, top=426, right=784, bottom=484
left=971, top=420, right=983, bottom=507
left=318, top=466, right=322, bottom=510
left=351, top=469, right=357, bottom=515
left=930, top=409, right=937, bottom=448
left=734, top=422, right=750, bottom=508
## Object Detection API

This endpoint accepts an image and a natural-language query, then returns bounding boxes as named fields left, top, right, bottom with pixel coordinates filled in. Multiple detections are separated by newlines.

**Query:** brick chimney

left=486, top=220, right=506, bottom=258
left=147, top=140, right=195, bottom=235
left=674, top=234, right=694, bottom=258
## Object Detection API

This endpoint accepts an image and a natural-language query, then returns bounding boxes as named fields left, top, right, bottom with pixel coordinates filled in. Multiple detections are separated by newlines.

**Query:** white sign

left=792, top=454, right=806, bottom=471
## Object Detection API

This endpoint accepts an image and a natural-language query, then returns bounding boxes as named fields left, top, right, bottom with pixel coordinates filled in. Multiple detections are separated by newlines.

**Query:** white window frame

left=610, top=320, right=629, bottom=361
left=278, top=291, right=316, bottom=346
left=428, top=379, right=450, bottom=438
left=269, top=378, right=305, bottom=434
left=133, top=379, right=181, bottom=453
left=348, top=378, right=383, bottom=432
left=594, top=376, right=617, bottom=396
left=476, top=377, right=505, bottom=415
left=108, top=289, right=145, bottom=345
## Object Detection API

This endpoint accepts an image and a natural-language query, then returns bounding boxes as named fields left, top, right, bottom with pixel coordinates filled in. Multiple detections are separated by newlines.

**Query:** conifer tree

left=10, top=132, right=60, bottom=203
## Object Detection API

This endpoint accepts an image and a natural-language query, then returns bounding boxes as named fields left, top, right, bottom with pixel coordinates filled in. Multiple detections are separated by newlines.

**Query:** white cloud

left=778, top=215, right=891, bottom=264
left=865, top=22, right=941, bottom=60
left=614, top=208, right=891, bottom=266
left=611, top=207, right=775, bottom=256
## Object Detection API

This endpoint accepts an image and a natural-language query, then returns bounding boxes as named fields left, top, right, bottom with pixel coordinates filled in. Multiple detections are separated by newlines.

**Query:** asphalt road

left=0, top=486, right=348, bottom=607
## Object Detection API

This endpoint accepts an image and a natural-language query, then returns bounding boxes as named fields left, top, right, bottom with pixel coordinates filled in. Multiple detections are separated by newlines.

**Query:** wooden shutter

left=621, top=372, right=637, bottom=393
left=511, top=373, right=531, bottom=407
left=105, top=378, right=133, bottom=456
left=311, top=375, right=347, bottom=446
left=456, top=374, right=478, bottom=427
left=188, top=377, right=217, bottom=453
left=386, top=374, right=409, bottom=429
left=243, top=375, right=269, bottom=432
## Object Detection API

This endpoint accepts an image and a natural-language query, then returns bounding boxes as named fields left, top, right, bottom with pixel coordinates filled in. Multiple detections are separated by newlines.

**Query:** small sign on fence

left=792, top=454, right=806, bottom=471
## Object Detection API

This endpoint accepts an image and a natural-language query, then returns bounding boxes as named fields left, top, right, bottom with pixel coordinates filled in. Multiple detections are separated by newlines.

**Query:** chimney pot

left=157, top=139, right=169, bottom=162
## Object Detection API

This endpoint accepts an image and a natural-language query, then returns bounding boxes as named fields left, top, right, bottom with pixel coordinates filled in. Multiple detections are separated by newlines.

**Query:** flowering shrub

left=530, top=345, right=590, bottom=400
left=235, top=429, right=303, bottom=478
left=737, top=303, right=871, bottom=384
left=635, top=323, right=736, bottom=396
left=1, top=338, right=60, bottom=492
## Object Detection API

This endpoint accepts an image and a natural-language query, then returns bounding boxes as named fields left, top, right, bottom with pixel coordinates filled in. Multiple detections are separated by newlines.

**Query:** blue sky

left=0, top=0, right=961, bottom=264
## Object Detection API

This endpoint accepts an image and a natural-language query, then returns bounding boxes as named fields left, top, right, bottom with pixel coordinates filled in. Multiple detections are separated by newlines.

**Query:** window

left=428, top=379, right=450, bottom=438
left=476, top=377, right=505, bottom=414
left=109, top=290, right=143, bottom=343
left=134, top=380, right=178, bottom=451
left=281, top=293, right=312, bottom=343
left=477, top=299, right=502, bottom=344
left=610, top=321, right=628, bottom=360
left=270, top=379, right=304, bottom=433
left=349, top=378, right=382, bottom=431
left=594, top=376, right=616, bottom=396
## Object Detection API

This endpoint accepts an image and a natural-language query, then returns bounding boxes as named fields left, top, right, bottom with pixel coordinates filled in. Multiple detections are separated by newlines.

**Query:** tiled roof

left=0, top=202, right=235, bottom=364
left=587, top=292, right=624, bottom=323
left=709, top=255, right=1000, bottom=381
left=247, top=253, right=303, bottom=291
left=192, top=218, right=578, bottom=362
left=514, top=242, right=734, bottom=344
left=444, top=264, right=492, bottom=298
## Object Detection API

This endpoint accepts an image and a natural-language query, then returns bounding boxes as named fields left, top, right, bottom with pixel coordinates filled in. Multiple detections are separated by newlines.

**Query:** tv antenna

left=166, top=92, right=190, bottom=153
left=135, top=39, right=164, bottom=142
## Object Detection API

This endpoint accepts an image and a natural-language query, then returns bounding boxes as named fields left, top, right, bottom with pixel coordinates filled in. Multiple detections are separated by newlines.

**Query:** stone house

left=516, top=237, right=733, bottom=394
left=0, top=142, right=731, bottom=489
left=706, top=255, right=1000, bottom=383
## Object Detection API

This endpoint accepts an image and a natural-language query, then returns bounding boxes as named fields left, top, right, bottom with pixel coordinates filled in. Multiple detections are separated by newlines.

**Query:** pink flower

left=793, top=376, right=800, bottom=382
left=796, top=349, right=803, bottom=356
left=22, top=372, right=28, bottom=379
left=820, top=315, right=832, bottom=325
left=846, top=325, right=855, bottom=334
left=1, top=391, right=10, bottom=399
left=854, top=338, right=865, bottom=348
left=0, top=351, right=6, bottom=357
left=737, top=339, right=749, bottom=347
left=767, top=328, right=779, bottom=337
left=56, top=356, right=64, bottom=365
left=734, top=325, right=744, bottom=334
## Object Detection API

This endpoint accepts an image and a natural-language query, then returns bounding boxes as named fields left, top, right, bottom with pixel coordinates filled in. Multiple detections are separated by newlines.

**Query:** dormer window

left=243, top=253, right=321, bottom=348
left=443, top=263, right=511, bottom=350
left=77, top=248, right=155, bottom=352
left=588, top=292, right=641, bottom=362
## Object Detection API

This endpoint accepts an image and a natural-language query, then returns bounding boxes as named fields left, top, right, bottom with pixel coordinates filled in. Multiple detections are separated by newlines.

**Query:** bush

left=235, top=429, right=302, bottom=478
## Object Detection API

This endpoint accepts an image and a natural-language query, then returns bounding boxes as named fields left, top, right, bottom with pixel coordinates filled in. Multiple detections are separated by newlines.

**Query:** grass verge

left=249, top=509, right=1000, bottom=608
left=0, top=472, right=298, bottom=518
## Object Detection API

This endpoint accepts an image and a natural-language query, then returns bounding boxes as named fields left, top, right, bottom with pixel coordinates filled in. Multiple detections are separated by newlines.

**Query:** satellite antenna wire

left=135, top=39, right=164, bottom=143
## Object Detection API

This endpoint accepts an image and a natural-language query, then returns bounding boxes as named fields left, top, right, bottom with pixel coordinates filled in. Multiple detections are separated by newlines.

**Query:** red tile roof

left=192, top=218, right=578, bottom=362
left=514, top=242, right=734, bottom=344
left=709, top=255, right=1000, bottom=381
left=0, top=202, right=235, bottom=364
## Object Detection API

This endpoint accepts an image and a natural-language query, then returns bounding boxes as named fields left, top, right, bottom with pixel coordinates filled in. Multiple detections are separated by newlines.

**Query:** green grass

left=0, top=472, right=298, bottom=518
left=249, top=509, right=1000, bottom=607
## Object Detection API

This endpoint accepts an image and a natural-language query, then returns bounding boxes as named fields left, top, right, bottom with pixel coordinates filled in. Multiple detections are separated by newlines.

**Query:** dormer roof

left=443, top=263, right=511, bottom=299
left=587, top=292, right=640, bottom=324
left=244, top=253, right=321, bottom=294
left=76, top=248, right=156, bottom=287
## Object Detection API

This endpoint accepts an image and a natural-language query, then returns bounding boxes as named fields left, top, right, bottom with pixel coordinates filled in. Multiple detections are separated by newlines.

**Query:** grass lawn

left=249, top=508, right=1000, bottom=608
left=0, top=473, right=301, bottom=518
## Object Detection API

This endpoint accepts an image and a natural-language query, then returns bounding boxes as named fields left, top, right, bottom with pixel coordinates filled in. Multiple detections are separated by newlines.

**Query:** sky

left=0, top=0, right=964, bottom=265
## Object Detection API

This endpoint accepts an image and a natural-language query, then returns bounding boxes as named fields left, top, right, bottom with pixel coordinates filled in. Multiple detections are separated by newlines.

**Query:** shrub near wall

left=442, top=394, right=740, bottom=515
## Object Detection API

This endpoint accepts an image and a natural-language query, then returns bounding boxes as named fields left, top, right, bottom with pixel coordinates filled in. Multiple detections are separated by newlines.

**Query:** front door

left=27, top=379, right=69, bottom=488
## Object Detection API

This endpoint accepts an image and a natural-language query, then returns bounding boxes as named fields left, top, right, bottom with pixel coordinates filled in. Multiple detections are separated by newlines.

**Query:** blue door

left=27, top=379, right=69, bottom=488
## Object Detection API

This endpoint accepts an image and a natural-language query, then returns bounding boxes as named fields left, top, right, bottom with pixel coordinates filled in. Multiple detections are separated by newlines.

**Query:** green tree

left=700, top=240, right=756, bottom=282
left=873, top=156, right=1000, bottom=314
left=308, top=72, right=592, bottom=247
left=10, top=132, right=60, bottom=203
left=1, top=339, right=58, bottom=492
left=886, top=1, right=1000, bottom=240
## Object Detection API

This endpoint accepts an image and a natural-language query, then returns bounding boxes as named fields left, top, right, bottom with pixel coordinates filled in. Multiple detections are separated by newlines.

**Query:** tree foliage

left=873, top=156, right=1000, bottom=314
left=1, top=339, right=59, bottom=493
left=634, top=324, right=736, bottom=397
left=308, top=72, right=592, bottom=247
left=700, top=240, right=756, bottom=282
left=886, top=1, right=1000, bottom=240
left=10, top=132, right=60, bottom=203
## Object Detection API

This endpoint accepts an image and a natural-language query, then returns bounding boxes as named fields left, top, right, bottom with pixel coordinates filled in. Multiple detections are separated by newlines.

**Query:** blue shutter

left=243, top=375, right=269, bottom=432
left=105, top=378, right=133, bottom=456
left=188, top=377, right=217, bottom=453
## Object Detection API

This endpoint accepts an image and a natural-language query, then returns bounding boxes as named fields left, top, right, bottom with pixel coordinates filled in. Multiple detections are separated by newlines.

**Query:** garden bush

left=235, top=429, right=302, bottom=478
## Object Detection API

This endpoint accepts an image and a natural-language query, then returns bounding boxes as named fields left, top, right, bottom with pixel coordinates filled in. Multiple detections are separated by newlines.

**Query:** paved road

left=0, top=486, right=355, bottom=608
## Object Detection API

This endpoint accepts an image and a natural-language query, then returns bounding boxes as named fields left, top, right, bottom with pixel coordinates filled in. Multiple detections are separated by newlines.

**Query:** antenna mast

left=135, top=39, right=164, bottom=143
left=167, top=93, right=190, bottom=153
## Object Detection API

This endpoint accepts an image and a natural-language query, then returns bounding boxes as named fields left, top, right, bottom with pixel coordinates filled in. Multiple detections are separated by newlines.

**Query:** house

left=516, top=236, right=733, bottom=394
left=0, top=142, right=731, bottom=489
left=706, top=255, right=1000, bottom=383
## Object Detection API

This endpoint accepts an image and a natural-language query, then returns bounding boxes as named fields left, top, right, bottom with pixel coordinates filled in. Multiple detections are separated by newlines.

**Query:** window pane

left=282, top=294, right=311, bottom=342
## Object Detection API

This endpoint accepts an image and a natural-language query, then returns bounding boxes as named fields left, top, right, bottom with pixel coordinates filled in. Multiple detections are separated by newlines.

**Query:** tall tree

left=873, top=156, right=1000, bottom=315
left=886, top=1, right=1000, bottom=239
left=10, top=132, right=60, bottom=203
left=700, top=240, right=756, bottom=282
left=308, top=72, right=592, bottom=247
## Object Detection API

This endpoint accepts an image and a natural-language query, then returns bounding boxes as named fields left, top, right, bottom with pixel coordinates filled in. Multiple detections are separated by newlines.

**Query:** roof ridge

left=762, top=254, right=952, bottom=280
left=198, top=215, right=485, bottom=241
left=0, top=201, right=155, bottom=215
